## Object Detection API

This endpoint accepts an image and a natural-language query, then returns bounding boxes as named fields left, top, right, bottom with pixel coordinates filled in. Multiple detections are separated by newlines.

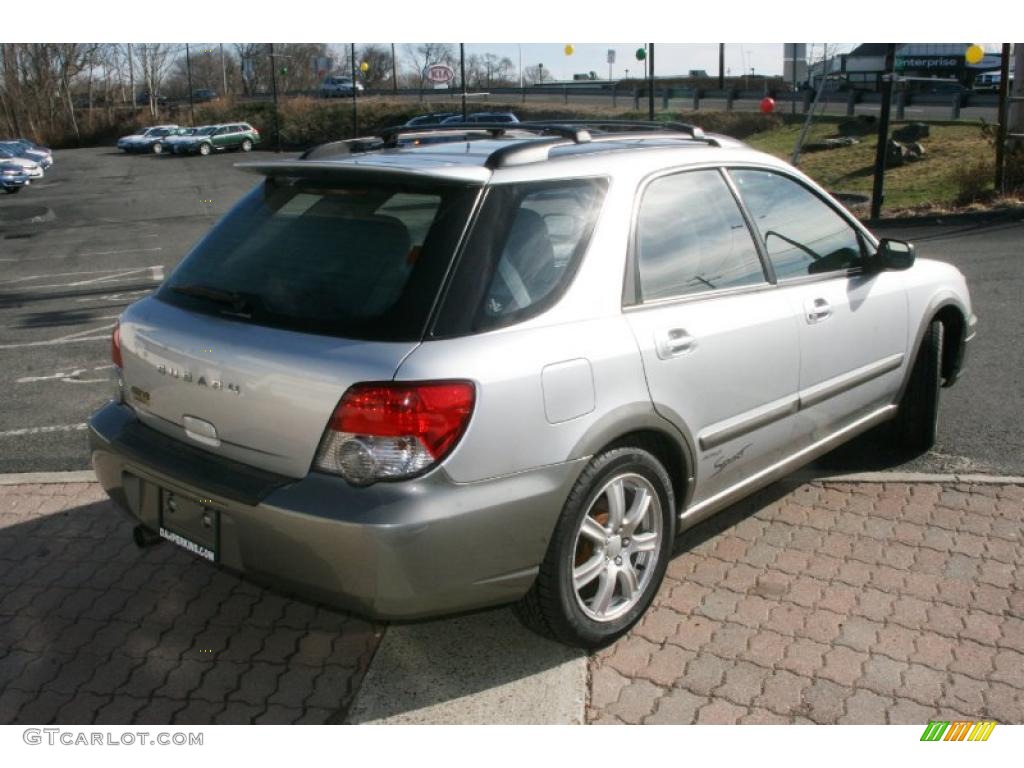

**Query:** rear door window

left=158, top=176, right=480, bottom=341
left=635, top=169, right=767, bottom=301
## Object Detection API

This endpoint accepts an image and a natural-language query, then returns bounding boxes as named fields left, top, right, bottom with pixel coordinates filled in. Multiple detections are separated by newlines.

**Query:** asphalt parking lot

left=0, top=147, right=274, bottom=472
left=1, top=146, right=1022, bottom=476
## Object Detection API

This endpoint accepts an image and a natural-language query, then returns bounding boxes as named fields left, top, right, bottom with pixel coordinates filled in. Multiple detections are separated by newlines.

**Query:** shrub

left=952, top=157, right=994, bottom=205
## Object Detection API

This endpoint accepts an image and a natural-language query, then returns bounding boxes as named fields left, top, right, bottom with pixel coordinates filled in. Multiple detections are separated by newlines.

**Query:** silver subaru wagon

left=89, top=121, right=975, bottom=647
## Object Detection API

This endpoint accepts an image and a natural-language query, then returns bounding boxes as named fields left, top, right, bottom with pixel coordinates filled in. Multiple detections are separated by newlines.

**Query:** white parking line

left=16, top=364, right=114, bottom=384
left=0, top=423, right=87, bottom=438
left=0, top=321, right=115, bottom=350
left=0, top=244, right=162, bottom=264
left=0, top=265, right=164, bottom=292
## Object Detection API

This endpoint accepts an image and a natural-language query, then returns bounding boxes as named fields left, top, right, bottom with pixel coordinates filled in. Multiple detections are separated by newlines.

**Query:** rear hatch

left=119, top=171, right=481, bottom=478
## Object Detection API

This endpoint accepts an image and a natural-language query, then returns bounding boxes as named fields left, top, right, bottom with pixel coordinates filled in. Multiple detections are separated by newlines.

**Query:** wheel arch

left=897, top=293, right=969, bottom=402
left=567, top=404, right=695, bottom=514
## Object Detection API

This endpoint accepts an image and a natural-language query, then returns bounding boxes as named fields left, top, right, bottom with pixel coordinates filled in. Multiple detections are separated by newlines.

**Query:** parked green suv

left=172, top=123, right=260, bottom=156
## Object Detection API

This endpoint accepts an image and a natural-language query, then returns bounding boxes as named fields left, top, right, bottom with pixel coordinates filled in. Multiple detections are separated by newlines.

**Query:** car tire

left=240, top=139, right=253, bottom=152
left=892, top=319, right=943, bottom=454
left=152, top=142, right=163, bottom=155
left=199, top=143, right=212, bottom=156
left=514, top=445, right=676, bottom=648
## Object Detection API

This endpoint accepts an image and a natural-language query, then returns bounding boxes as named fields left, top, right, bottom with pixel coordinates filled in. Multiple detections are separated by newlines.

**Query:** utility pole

left=460, top=44, right=467, bottom=120
left=718, top=43, right=725, bottom=90
left=391, top=43, right=398, bottom=94
left=220, top=43, right=227, bottom=97
left=185, top=44, right=195, bottom=125
left=870, top=44, right=897, bottom=220
left=648, top=43, right=655, bottom=120
left=995, top=43, right=1012, bottom=193
left=128, top=43, right=135, bottom=105
left=350, top=43, right=358, bottom=136
left=269, top=43, right=281, bottom=152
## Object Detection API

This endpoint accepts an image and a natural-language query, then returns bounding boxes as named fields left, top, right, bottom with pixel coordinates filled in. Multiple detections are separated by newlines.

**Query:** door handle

left=655, top=328, right=697, bottom=359
left=805, top=297, right=832, bottom=324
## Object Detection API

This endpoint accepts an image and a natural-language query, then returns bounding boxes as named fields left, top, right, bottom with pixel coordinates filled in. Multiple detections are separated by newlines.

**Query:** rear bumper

left=88, top=402, right=582, bottom=620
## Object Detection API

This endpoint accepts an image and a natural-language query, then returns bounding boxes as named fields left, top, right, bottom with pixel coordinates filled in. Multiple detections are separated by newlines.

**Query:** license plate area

left=159, top=488, right=219, bottom=562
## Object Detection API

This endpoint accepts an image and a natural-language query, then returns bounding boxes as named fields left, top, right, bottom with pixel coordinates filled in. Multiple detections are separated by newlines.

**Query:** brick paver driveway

left=0, top=483, right=381, bottom=724
left=589, top=481, right=1023, bottom=724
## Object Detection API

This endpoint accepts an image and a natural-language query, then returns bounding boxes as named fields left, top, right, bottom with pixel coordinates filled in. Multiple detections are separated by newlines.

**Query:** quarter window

left=729, top=169, right=864, bottom=279
left=636, top=169, right=766, bottom=301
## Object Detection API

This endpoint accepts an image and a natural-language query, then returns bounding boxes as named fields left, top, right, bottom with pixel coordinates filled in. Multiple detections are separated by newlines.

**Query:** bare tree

left=357, top=44, right=394, bottom=90
left=136, top=43, right=175, bottom=116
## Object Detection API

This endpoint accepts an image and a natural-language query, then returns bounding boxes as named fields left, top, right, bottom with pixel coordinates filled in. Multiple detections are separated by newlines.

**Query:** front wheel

left=892, top=319, right=943, bottom=454
left=240, top=138, right=253, bottom=152
left=515, top=445, right=675, bottom=648
left=198, top=143, right=212, bottom=156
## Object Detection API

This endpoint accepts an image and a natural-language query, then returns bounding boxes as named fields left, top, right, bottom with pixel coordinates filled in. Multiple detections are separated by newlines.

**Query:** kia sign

left=423, top=63, right=455, bottom=85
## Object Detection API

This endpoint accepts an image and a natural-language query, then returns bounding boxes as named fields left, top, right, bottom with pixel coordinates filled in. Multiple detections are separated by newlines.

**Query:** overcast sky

left=458, top=43, right=855, bottom=80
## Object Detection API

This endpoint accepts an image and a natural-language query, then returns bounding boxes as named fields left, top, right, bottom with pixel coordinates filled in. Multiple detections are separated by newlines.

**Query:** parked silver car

left=1, top=139, right=53, bottom=169
left=117, top=125, right=179, bottom=153
left=0, top=144, right=43, bottom=178
left=89, top=121, right=975, bottom=647
left=1, top=160, right=32, bottom=193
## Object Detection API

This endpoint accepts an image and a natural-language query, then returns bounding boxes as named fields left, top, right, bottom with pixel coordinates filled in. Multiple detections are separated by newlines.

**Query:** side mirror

left=874, top=238, right=915, bottom=271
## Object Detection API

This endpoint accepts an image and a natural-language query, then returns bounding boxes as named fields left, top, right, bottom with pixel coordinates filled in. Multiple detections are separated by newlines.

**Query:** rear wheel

left=515, top=445, right=675, bottom=648
left=199, top=142, right=212, bottom=156
left=240, top=138, right=253, bottom=152
left=892, top=319, right=943, bottom=454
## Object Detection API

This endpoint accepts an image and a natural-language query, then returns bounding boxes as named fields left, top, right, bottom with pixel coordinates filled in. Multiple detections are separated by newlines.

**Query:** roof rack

left=299, top=119, right=718, bottom=169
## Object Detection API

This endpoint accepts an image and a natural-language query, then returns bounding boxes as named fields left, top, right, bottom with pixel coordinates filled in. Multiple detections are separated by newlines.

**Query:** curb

left=792, top=470, right=1024, bottom=485
left=0, top=471, right=98, bottom=486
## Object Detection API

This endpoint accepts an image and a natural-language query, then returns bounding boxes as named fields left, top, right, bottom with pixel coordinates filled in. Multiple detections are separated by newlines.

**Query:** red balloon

left=760, top=97, right=776, bottom=114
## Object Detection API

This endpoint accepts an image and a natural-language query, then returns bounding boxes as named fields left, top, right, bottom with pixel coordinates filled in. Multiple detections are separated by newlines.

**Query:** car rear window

left=157, top=175, right=481, bottom=342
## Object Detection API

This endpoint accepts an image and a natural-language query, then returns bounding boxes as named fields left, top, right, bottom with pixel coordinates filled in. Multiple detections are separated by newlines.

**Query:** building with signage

left=819, top=44, right=1002, bottom=91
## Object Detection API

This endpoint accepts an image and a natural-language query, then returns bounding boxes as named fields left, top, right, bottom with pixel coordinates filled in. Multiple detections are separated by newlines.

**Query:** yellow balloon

left=360, top=61, right=369, bottom=72
left=564, top=44, right=574, bottom=56
left=965, top=45, right=985, bottom=65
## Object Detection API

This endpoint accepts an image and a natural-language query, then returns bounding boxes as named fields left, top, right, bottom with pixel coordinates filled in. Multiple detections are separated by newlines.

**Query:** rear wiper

left=170, top=283, right=260, bottom=317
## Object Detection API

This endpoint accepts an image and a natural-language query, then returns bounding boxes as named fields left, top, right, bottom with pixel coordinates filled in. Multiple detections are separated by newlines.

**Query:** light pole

left=185, top=43, right=195, bottom=125
left=269, top=43, right=281, bottom=153
left=350, top=43, right=358, bottom=136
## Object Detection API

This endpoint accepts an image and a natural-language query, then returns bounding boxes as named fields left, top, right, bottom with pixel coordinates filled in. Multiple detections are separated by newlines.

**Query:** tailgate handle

left=183, top=415, right=220, bottom=448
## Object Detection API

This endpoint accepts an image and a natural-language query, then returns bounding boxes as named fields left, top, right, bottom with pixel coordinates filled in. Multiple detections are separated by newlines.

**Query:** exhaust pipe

left=133, top=524, right=163, bottom=548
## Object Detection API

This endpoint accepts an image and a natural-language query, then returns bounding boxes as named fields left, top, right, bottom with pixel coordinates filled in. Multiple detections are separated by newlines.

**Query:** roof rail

left=377, top=121, right=593, bottom=145
left=297, top=119, right=717, bottom=169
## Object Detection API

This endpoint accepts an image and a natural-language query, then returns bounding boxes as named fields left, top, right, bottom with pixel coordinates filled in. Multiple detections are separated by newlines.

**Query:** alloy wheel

left=570, top=472, right=663, bottom=622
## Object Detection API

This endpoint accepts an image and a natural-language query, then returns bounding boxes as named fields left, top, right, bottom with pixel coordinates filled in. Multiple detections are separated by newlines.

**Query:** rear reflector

left=314, top=381, right=475, bottom=485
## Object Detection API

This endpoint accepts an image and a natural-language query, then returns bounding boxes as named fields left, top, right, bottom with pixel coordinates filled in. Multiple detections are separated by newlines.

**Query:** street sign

left=607, top=49, right=616, bottom=65
left=423, top=63, right=455, bottom=85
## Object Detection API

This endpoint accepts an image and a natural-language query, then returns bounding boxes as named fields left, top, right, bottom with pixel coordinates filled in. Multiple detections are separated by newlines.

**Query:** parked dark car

left=404, top=112, right=459, bottom=127
left=192, top=89, right=218, bottom=103
left=440, top=112, right=520, bottom=125
left=136, top=91, right=169, bottom=106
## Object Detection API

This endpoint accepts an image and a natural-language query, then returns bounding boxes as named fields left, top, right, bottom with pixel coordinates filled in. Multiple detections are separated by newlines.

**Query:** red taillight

left=112, top=322, right=123, bottom=368
left=331, top=382, right=474, bottom=458
left=314, top=381, right=475, bottom=485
